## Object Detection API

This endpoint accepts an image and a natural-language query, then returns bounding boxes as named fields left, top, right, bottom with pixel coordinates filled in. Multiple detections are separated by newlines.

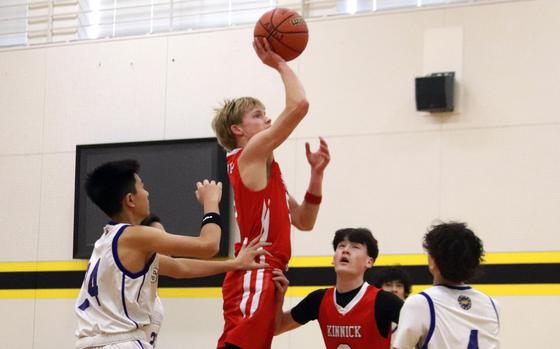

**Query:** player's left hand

left=234, top=234, right=272, bottom=271
left=253, top=37, right=285, bottom=70
left=306, top=137, right=330, bottom=176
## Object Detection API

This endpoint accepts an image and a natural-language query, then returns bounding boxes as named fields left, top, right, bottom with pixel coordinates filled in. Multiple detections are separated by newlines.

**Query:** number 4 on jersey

left=88, top=259, right=101, bottom=305
left=78, top=258, right=101, bottom=311
left=467, top=329, right=479, bottom=349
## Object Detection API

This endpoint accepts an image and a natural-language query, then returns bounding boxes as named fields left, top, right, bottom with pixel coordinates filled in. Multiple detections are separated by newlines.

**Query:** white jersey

left=75, top=223, right=159, bottom=349
left=393, top=284, right=499, bottom=349
left=142, top=295, right=164, bottom=347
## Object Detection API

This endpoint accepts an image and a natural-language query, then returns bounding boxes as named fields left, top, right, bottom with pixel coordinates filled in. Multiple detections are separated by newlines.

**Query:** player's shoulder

left=308, top=287, right=329, bottom=299
left=94, top=222, right=130, bottom=244
left=466, top=285, right=491, bottom=297
left=429, top=284, right=490, bottom=299
left=402, top=292, right=432, bottom=312
left=226, top=148, right=243, bottom=174
left=299, top=287, right=329, bottom=307
left=118, top=224, right=152, bottom=238
left=423, top=284, right=474, bottom=297
left=227, top=147, right=243, bottom=160
left=376, top=289, right=404, bottom=305
left=374, top=289, right=404, bottom=317
left=465, top=286, right=500, bottom=309
left=405, top=292, right=431, bottom=304
left=116, top=224, right=163, bottom=250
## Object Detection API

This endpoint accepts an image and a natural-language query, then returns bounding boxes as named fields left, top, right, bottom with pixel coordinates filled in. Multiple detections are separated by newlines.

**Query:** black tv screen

left=73, top=138, right=229, bottom=259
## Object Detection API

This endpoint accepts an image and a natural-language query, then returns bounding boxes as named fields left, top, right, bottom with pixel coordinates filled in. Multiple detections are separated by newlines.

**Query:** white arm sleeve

left=392, top=294, right=431, bottom=349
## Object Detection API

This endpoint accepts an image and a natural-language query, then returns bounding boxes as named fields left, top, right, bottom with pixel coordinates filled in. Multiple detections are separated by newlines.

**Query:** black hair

left=332, top=228, right=379, bottom=259
left=85, top=160, right=139, bottom=217
left=373, top=267, right=412, bottom=297
left=140, top=214, right=161, bottom=227
left=423, top=221, right=484, bottom=283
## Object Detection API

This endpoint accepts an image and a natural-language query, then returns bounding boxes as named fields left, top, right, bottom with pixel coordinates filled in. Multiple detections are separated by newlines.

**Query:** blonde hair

left=212, top=97, right=265, bottom=151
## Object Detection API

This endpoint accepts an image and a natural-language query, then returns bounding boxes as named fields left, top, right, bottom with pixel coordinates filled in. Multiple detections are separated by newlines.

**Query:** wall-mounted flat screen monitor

left=73, top=138, right=229, bottom=259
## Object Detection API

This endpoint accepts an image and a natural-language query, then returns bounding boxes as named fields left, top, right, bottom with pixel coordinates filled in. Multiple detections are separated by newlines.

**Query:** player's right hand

left=272, top=268, right=289, bottom=301
left=253, top=37, right=285, bottom=70
left=195, top=180, right=223, bottom=205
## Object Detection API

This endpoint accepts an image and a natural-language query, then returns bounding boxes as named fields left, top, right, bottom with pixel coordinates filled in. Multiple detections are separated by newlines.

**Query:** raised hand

left=253, top=37, right=285, bottom=70
left=195, top=180, right=223, bottom=206
left=306, top=137, right=331, bottom=176
left=234, top=234, right=272, bottom=270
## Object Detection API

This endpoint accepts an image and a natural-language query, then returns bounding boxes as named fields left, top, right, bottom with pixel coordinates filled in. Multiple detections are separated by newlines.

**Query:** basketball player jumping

left=211, top=38, right=330, bottom=349
left=74, top=160, right=270, bottom=349
left=272, top=228, right=403, bottom=349
left=392, top=222, right=500, bottom=349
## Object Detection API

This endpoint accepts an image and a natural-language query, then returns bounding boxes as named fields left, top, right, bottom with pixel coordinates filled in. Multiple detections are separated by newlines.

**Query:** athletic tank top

left=74, top=223, right=159, bottom=347
left=227, top=148, right=291, bottom=269
left=412, top=285, right=500, bottom=349
left=318, top=283, right=391, bottom=349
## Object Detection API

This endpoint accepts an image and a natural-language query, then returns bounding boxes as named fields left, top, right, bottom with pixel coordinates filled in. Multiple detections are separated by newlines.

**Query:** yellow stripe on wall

left=1, top=284, right=560, bottom=299
left=482, top=252, right=560, bottom=265
left=1, top=251, right=558, bottom=272
left=0, top=260, right=88, bottom=272
left=0, top=289, right=79, bottom=299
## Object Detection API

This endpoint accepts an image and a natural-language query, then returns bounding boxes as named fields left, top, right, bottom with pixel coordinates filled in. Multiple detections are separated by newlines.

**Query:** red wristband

left=304, top=191, right=322, bottom=205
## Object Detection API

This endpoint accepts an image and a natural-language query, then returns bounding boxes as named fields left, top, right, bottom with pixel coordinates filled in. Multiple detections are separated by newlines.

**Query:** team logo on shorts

left=458, top=295, right=472, bottom=310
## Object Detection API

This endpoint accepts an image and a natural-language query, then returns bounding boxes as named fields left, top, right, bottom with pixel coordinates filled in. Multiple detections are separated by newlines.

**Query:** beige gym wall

left=0, top=0, right=558, bottom=348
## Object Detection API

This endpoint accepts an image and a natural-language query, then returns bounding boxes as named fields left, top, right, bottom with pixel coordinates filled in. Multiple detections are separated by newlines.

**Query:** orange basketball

left=254, top=8, right=309, bottom=61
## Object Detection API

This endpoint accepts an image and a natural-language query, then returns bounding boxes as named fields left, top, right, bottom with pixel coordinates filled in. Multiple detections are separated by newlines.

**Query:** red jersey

left=227, top=148, right=291, bottom=269
left=318, top=284, right=391, bottom=349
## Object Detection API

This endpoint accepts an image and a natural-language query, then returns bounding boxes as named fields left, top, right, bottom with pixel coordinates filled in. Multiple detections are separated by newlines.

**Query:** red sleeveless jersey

left=227, top=148, right=291, bottom=269
left=318, top=284, right=391, bottom=349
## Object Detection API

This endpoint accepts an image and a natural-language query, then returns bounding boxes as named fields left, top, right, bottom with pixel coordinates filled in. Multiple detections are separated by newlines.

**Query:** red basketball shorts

left=217, top=268, right=277, bottom=349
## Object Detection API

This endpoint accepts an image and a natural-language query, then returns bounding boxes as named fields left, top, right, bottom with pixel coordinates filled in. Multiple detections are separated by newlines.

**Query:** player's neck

left=111, top=211, right=142, bottom=225
left=335, top=274, right=364, bottom=293
left=237, top=138, right=248, bottom=149
left=433, top=274, right=464, bottom=286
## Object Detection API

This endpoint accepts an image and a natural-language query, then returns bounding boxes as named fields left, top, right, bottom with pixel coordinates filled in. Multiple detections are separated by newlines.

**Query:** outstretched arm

left=239, top=38, right=309, bottom=190
left=273, top=269, right=303, bottom=335
left=289, top=137, right=330, bottom=231
left=120, top=180, right=223, bottom=260
left=159, top=236, right=271, bottom=279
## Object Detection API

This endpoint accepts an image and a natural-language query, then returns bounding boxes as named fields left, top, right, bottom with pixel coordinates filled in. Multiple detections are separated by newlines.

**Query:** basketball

left=254, top=8, right=309, bottom=61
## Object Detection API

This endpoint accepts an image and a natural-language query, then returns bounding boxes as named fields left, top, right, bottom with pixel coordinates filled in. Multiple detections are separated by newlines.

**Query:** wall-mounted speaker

left=415, top=72, right=455, bottom=112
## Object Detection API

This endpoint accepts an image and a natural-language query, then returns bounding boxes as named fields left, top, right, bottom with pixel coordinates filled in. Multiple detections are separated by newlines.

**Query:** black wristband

left=201, top=212, right=222, bottom=229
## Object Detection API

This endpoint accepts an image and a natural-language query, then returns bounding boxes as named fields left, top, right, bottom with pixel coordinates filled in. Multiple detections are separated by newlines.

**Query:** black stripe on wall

left=1, top=264, right=559, bottom=289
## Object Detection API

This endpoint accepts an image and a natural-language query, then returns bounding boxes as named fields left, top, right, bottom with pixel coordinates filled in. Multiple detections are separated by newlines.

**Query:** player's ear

left=230, top=124, right=244, bottom=136
left=427, top=254, right=437, bottom=274
left=123, top=193, right=135, bottom=208
left=366, top=257, right=374, bottom=269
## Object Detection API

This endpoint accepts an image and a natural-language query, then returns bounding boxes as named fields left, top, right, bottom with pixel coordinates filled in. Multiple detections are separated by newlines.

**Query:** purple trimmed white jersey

left=75, top=223, right=159, bottom=349
left=393, top=284, right=499, bottom=349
